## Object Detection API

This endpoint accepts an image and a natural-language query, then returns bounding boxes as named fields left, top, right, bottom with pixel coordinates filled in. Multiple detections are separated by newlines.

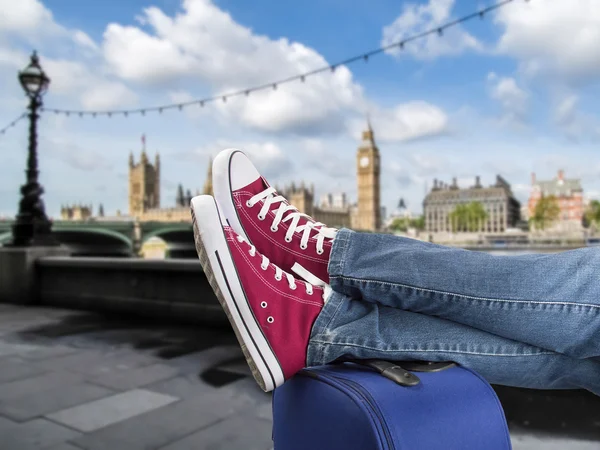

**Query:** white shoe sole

left=213, top=148, right=252, bottom=243
left=190, top=195, right=285, bottom=392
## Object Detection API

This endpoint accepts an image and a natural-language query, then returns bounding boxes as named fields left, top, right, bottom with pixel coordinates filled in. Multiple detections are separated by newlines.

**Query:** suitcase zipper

left=302, top=369, right=395, bottom=450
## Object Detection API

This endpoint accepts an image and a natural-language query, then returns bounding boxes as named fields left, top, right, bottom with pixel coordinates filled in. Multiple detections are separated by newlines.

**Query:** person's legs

left=329, top=229, right=600, bottom=360
left=308, top=291, right=600, bottom=395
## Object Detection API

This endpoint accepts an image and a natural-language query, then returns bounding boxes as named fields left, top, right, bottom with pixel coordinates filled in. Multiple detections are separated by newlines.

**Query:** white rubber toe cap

left=214, top=148, right=261, bottom=191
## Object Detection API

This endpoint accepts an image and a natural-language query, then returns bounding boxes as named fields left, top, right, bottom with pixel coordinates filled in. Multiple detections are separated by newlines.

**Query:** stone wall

left=36, top=257, right=226, bottom=326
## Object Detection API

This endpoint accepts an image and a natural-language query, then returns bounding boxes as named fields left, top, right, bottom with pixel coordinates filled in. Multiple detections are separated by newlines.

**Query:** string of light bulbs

left=1, top=0, right=525, bottom=129
left=0, top=113, right=27, bottom=135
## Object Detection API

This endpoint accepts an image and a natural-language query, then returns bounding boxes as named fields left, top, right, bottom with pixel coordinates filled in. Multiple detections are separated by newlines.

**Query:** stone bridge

left=0, top=220, right=194, bottom=258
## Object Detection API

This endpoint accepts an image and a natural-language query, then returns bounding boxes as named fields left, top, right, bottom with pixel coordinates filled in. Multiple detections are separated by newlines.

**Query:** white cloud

left=496, top=0, right=600, bottom=83
left=0, top=0, right=135, bottom=112
left=72, top=30, right=99, bottom=52
left=409, top=152, right=448, bottom=174
left=45, top=136, right=115, bottom=171
left=102, top=23, right=199, bottom=85
left=81, top=82, right=138, bottom=110
left=553, top=94, right=600, bottom=142
left=0, top=0, right=57, bottom=35
left=40, top=58, right=137, bottom=110
left=351, top=101, right=449, bottom=143
left=487, top=72, right=529, bottom=126
left=382, top=0, right=481, bottom=60
left=101, top=0, right=364, bottom=134
left=215, top=71, right=361, bottom=135
left=187, top=140, right=292, bottom=180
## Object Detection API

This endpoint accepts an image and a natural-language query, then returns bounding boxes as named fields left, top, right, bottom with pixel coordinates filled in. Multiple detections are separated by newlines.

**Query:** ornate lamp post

left=10, top=51, right=57, bottom=247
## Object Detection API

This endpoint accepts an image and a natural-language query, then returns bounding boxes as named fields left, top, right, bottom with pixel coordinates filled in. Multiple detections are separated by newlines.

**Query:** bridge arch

left=53, top=227, right=133, bottom=256
left=142, top=225, right=193, bottom=243
left=0, top=232, right=11, bottom=245
left=142, top=225, right=195, bottom=259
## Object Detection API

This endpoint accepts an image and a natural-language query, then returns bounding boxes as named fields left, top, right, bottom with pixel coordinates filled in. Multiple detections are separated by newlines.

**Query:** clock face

left=360, top=156, right=370, bottom=168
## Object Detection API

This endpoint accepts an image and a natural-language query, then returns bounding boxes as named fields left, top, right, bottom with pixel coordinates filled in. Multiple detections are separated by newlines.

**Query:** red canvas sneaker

left=190, top=195, right=328, bottom=392
left=213, top=148, right=337, bottom=284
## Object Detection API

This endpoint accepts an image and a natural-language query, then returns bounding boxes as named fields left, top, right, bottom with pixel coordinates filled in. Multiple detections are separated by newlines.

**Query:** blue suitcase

left=272, top=360, right=511, bottom=449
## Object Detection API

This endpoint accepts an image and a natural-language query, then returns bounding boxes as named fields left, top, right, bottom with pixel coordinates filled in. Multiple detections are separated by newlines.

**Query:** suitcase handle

left=399, top=361, right=456, bottom=373
left=341, top=360, right=457, bottom=387
left=347, top=359, right=421, bottom=387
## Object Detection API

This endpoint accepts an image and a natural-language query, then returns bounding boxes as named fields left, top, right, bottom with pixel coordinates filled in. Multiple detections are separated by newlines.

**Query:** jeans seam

left=328, top=229, right=350, bottom=277
left=314, top=294, right=346, bottom=340
left=310, top=340, right=556, bottom=356
left=330, top=275, right=600, bottom=311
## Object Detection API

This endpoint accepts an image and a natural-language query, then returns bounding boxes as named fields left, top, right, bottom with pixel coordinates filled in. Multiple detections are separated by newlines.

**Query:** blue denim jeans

left=307, top=229, right=600, bottom=395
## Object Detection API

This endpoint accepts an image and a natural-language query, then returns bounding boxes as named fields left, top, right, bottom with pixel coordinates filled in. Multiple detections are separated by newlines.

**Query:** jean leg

left=328, top=229, right=600, bottom=360
left=308, top=291, right=600, bottom=395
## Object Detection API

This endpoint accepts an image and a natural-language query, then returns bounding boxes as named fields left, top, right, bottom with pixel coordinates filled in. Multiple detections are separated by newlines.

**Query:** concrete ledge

left=37, top=257, right=227, bottom=326
left=38, top=257, right=204, bottom=272
left=0, top=246, right=71, bottom=305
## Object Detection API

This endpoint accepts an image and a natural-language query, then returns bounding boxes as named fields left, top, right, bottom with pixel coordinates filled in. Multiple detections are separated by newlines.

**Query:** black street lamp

left=9, top=51, right=58, bottom=247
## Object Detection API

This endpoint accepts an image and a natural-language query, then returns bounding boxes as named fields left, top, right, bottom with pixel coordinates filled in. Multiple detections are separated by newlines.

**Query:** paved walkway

left=0, top=304, right=598, bottom=449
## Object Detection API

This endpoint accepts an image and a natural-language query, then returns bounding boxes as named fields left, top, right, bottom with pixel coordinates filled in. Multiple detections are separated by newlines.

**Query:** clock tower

left=355, top=122, right=381, bottom=231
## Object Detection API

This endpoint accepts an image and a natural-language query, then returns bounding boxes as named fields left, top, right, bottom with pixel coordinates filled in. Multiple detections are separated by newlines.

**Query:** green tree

left=449, top=204, right=467, bottom=232
left=410, top=216, right=425, bottom=231
left=584, top=200, right=600, bottom=228
left=389, top=217, right=409, bottom=232
left=449, top=202, right=488, bottom=232
left=389, top=216, right=425, bottom=233
left=530, top=195, right=560, bottom=230
left=466, top=202, right=488, bottom=232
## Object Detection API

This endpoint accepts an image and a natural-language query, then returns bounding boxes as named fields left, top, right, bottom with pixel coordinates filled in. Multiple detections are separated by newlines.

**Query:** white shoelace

left=236, top=235, right=331, bottom=302
left=292, top=262, right=332, bottom=304
left=247, top=187, right=338, bottom=254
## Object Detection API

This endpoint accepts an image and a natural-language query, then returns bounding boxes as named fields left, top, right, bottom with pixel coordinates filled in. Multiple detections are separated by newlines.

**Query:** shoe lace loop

left=248, top=187, right=337, bottom=253
left=292, top=262, right=332, bottom=303
left=237, top=235, right=319, bottom=294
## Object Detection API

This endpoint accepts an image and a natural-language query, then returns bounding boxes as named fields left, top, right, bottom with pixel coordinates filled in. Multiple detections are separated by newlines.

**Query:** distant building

left=385, top=197, right=413, bottom=229
left=520, top=204, right=530, bottom=222
left=528, top=170, right=583, bottom=231
left=278, top=123, right=382, bottom=231
left=355, top=122, right=381, bottom=231
left=61, top=204, right=93, bottom=221
left=423, top=175, right=521, bottom=233
left=281, top=183, right=353, bottom=229
left=128, top=138, right=212, bottom=222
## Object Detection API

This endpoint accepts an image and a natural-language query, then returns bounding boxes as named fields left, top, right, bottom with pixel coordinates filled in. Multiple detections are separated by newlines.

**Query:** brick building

left=528, top=170, right=584, bottom=231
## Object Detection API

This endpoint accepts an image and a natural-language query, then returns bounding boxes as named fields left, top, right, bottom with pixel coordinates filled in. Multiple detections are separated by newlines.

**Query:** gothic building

left=60, top=204, right=93, bottom=221
left=279, top=123, right=382, bottom=232
left=355, top=122, right=381, bottom=231
left=123, top=125, right=382, bottom=229
left=279, top=183, right=353, bottom=229
left=128, top=145, right=212, bottom=222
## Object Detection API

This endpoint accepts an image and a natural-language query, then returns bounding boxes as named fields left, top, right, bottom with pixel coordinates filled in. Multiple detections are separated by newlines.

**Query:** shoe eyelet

left=246, top=200, right=252, bottom=208
left=270, top=225, right=278, bottom=232
left=316, top=249, right=324, bottom=255
left=290, top=283, right=297, bottom=291
left=267, top=316, right=274, bottom=323
left=261, top=264, right=268, bottom=271
left=300, top=244, right=307, bottom=250
left=261, top=301, right=267, bottom=308
left=275, top=275, right=282, bottom=281
left=284, top=236, right=292, bottom=243
left=258, top=214, right=265, bottom=221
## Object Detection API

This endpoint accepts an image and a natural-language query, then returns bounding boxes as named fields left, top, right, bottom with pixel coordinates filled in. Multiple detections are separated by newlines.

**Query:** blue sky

left=1, top=0, right=600, bottom=219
